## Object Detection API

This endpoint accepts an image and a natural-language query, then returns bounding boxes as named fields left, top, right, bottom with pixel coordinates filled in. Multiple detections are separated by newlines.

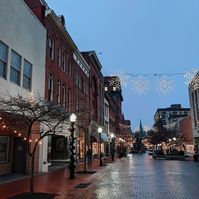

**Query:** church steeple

left=139, top=120, right=145, bottom=138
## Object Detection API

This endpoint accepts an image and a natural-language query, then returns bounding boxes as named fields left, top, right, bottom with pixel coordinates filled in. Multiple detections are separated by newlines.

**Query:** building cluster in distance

left=0, top=0, right=132, bottom=176
left=152, top=76, right=199, bottom=154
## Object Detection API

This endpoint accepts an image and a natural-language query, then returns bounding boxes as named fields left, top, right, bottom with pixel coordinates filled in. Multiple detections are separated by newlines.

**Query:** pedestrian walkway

left=1, top=154, right=199, bottom=199
left=0, top=158, right=108, bottom=199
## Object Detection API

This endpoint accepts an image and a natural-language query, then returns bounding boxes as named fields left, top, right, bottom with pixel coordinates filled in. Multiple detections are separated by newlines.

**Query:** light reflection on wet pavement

left=87, top=154, right=199, bottom=199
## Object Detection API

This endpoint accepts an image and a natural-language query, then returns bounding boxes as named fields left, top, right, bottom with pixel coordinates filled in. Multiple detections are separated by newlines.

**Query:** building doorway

left=13, top=137, right=27, bottom=174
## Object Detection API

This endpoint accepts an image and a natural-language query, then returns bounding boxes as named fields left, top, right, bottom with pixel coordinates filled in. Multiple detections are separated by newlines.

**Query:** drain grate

left=76, top=170, right=97, bottom=174
left=74, top=183, right=90, bottom=189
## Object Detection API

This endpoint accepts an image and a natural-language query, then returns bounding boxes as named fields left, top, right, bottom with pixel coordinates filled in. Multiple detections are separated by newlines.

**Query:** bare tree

left=0, top=94, right=70, bottom=193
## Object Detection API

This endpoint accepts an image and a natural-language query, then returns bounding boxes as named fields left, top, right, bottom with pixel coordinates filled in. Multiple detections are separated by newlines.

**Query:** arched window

left=62, top=51, right=66, bottom=71
left=57, top=45, right=61, bottom=67
left=48, top=37, right=54, bottom=60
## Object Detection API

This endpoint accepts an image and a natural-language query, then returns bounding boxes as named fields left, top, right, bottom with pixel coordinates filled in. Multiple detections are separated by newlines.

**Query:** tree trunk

left=84, top=130, right=87, bottom=173
left=30, top=155, right=35, bottom=193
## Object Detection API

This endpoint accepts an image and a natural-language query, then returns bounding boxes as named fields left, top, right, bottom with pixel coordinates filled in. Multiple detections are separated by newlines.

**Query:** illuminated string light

left=156, top=76, right=175, bottom=95
left=23, top=137, right=27, bottom=141
left=39, top=141, right=42, bottom=144
left=29, top=139, right=32, bottom=143
left=35, top=139, right=38, bottom=142
left=3, top=125, right=6, bottom=128
left=18, top=133, right=21, bottom=136
left=184, top=68, right=198, bottom=85
left=108, top=68, right=198, bottom=95
left=131, top=76, right=150, bottom=95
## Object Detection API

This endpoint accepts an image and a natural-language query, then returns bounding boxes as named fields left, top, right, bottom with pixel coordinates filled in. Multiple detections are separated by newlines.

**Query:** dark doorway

left=13, top=137, right=27, bottom=174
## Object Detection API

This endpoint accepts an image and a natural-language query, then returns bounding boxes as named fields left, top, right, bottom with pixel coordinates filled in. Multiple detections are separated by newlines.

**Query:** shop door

left=13, top=137, right=26, bottom=174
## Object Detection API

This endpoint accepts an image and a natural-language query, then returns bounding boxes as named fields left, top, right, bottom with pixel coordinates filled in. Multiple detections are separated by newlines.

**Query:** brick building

left=81, top=51, right=105, bottom=156
left=24, top=0, right=90, bottom=171
left=104, top=76, right=132, bottom=154
left=179, top=115, right=194, bottom=153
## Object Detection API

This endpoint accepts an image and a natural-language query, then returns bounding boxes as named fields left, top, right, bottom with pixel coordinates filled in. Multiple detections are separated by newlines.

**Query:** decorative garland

left=108, top=68, right=198, bottom=95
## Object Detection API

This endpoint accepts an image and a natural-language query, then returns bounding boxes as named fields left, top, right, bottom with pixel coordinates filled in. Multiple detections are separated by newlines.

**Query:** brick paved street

left=1, top=154, right=199, bottom=199
left=87, top=154, right=199, bottom=199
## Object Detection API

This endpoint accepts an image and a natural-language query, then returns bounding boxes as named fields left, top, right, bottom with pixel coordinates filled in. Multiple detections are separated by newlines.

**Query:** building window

left=81, top=77, right=84, bottom=92
left=76, top=97, right=79, bottom=112
left=62, top=52, right=66, bottom=71
left=192, top=92, right=197, bottom=127
left=65, top=54, right=69, bottom=74
left=10, top=50, right=21, bottom=85
left=56, top=80, right=60, bottom=104
left=0, top=41, right=8, bottom=79
left=68, top=60, right=72, bottom=78
left=48, top=37, right=54, bottom=60
left=48, top=73, right=53, bottom=101
left=75, top=73, right=79, bottom=86
left=67, top=90, right=72, bottom=112
left=0, top=136, right=9, bottom=163
left=62, top=83, right=66, bottom=109
left=57, top=46, right=61, bottom=67
left=23, top=60, right=32, bottom=91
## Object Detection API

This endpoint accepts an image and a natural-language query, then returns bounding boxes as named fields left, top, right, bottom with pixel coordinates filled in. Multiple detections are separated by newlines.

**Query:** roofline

left=82, top=50, right=102, bottom=70
left=45, top=9, right=78, bottom=50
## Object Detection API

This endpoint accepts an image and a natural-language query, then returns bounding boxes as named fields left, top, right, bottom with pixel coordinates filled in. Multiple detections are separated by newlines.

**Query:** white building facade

left=188, top=72, right=199, bottom=147
left=0, top=0, right=46, bottom=175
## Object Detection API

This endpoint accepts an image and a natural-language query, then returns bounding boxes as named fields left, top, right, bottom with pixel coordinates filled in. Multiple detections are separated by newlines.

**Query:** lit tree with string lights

left=0, top=94, right=70, bottom=194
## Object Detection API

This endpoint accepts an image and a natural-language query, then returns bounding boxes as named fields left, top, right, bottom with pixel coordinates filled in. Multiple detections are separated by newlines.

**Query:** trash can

left=193, top=154, right=198, bottom=162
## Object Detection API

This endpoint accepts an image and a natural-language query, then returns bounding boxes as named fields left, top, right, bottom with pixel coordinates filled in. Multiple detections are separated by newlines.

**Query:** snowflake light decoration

left=155, top=76, right=175, bottom=95
left=131, top=76, right=150, bottom=95
left=184, top=68, right=198, bottom=85
left=111, top=70, right=129, bottom=88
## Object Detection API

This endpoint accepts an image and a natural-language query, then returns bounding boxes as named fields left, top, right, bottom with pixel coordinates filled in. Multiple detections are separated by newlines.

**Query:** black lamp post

left=69, top=113, right=76, bottom=179
left=110, top=133, right=115, bottom=161
left=98, top=127, right=103, bottom=166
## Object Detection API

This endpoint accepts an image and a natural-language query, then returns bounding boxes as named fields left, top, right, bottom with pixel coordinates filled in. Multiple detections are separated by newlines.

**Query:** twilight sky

left=46, top=0, right=199, bottom=130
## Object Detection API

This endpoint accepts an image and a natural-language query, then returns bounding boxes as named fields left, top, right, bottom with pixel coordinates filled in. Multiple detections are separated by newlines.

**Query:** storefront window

left=0, top=136, right=9, bottom=163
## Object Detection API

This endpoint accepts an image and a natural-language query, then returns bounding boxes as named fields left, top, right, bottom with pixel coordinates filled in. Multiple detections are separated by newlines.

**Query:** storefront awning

left=101, top=133, right=109, bottom=142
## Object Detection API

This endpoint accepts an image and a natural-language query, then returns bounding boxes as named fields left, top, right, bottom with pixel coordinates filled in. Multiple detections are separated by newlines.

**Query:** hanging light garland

left=108, top=68, right=198, bottom=95
left=0, top=116, right=42, bottom=144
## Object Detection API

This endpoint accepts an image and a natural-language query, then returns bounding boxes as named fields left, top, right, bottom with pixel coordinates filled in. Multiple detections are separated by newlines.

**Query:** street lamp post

left=98, top=127, right=103, bottom=166
left=69, top=113, right=76, bottom=179
left=110, top=133, right=115, bottom=161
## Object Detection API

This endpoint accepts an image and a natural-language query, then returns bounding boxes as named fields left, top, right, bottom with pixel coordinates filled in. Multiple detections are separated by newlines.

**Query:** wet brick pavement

left=1, top=154, right=199, bottom=199
left=87, top=154, right=199, bottom=199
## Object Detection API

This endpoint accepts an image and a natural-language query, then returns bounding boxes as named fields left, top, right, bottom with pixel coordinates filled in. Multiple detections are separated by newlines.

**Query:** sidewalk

left=0, top=158, right=113, bottom=199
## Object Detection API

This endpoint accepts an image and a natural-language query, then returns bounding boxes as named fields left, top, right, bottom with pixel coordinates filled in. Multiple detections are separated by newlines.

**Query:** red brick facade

left=179, top=115, right=194, bottom=144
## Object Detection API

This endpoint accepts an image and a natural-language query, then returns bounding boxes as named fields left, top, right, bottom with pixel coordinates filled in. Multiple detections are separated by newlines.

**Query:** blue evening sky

left=46, top=0, right=199, bottom=130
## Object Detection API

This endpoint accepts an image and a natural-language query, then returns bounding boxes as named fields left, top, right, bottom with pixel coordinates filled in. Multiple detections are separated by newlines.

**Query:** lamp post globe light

left=69, top=113, right=76, bottom=179
left=98, top=127, right=103, bottom=166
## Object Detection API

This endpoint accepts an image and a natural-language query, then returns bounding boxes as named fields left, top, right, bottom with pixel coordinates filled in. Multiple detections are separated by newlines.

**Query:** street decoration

left=109, top=68, right=198, bottom=95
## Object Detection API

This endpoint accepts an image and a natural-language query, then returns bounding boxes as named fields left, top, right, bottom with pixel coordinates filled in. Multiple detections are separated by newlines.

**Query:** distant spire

left=139, top=120, right=145, bottom=137
left=139, top=120, right=143, bottom=132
